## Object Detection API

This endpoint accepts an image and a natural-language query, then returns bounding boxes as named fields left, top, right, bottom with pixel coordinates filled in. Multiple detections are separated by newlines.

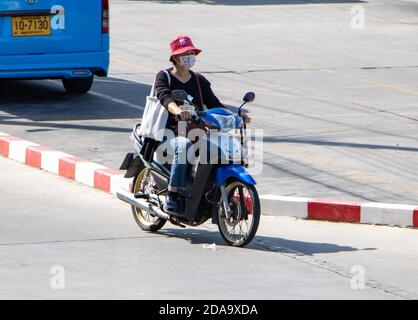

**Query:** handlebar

left=174, top=113, right=200, bottom=122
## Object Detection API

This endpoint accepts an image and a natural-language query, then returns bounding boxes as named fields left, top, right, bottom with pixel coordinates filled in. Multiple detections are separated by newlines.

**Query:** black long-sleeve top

left=154, top=68, right=225, bottom=130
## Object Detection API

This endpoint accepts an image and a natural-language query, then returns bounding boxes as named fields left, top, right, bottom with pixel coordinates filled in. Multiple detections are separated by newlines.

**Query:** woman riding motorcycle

left=154, top=35, right=251, bottom=213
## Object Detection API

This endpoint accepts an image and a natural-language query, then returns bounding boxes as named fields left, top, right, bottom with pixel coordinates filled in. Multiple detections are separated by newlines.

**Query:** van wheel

left=62, top=77, right=94, bottom=94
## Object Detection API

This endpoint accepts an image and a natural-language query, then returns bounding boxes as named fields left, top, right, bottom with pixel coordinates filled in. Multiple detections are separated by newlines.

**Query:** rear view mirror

left=243, top=92, right=255, bottom=103
left=171, top=89, right=188, bottom=102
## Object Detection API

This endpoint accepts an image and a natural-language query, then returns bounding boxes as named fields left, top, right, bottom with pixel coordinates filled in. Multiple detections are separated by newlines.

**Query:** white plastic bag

left=137, top=70, right=171, bottom=141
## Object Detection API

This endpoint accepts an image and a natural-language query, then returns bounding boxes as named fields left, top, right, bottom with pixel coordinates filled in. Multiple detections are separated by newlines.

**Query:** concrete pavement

left=1, top=156, right=417, bottom=299
left=1, top=0, right=418, bottom=204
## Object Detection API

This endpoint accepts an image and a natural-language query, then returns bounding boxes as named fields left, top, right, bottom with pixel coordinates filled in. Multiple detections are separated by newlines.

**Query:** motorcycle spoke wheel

left=217, top=180, right=260, bottom=247
left=132, top=168, right=166, bottom=231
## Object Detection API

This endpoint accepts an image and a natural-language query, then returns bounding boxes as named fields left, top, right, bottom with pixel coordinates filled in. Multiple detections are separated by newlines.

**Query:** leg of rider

left=166, top=136, right=193, bottom=211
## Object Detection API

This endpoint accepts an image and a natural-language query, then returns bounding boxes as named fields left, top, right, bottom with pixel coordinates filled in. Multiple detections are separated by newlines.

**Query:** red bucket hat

left=169, top=35, right=202, bottom=62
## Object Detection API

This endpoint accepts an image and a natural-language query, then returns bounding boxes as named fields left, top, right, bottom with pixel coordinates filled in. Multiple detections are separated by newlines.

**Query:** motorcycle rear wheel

left=217, top=179, right=260, bottom=247
left=131, top=168, right=166, bottom=232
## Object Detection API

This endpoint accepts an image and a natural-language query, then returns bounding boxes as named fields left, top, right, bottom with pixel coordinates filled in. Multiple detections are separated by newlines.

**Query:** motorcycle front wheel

left=131, top=167, right=167, bottom=232
left=217, top=179, right=261, bottom=247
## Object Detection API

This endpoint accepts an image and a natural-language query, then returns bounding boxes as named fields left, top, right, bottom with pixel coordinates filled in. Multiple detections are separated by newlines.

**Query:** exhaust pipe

left=116, top=189, right=170, bottom=221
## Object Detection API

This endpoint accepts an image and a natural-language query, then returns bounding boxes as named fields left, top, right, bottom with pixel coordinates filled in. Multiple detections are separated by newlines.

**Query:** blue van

left=0, top=0, right=109, bottom=94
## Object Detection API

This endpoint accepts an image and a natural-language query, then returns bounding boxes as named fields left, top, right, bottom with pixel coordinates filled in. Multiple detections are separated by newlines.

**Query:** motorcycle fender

left=119, top=153, right=134, bottom=170
left=123, top=154, right=144, bottom=178
left=215, top=164, right=256, bottom=186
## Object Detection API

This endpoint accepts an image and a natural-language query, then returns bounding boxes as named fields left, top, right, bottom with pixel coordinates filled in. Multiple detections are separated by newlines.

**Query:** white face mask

left=179, top=55, right=196, bottom=69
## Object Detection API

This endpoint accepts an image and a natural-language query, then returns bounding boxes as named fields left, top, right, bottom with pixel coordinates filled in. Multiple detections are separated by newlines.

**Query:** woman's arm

left=154, top=70, right=191, bottom=120
left=154, top=70, right=175, bottom=109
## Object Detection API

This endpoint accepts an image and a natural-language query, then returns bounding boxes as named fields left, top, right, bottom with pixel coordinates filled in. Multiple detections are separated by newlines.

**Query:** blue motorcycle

left=117, top=91, right=260, bottom=247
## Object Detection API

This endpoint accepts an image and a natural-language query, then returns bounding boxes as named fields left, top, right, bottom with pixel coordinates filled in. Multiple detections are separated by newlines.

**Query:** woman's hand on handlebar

left=168, top=102, right=191, bottom=121
left=176, top=110, right=192, bottom=121
left=170, top=103, right=191, bottom=121
left=242, top=112, right=251, bottom=125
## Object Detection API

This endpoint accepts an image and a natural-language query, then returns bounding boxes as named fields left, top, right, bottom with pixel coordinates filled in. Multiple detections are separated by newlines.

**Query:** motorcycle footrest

left=134, top=192, right=150, bottom=199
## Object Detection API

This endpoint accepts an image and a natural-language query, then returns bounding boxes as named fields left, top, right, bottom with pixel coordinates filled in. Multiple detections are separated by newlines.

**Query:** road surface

left=1, top=0, right=418, bottom=204
left=1, top=157, right=417, bottom=299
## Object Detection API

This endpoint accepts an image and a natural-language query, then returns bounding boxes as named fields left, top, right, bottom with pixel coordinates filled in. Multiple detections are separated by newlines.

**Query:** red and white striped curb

left=260, top=195, right=418, bottom=228
left=0, top=132, right=132, bottom=194
left=1, top=131, right=417, bottom=229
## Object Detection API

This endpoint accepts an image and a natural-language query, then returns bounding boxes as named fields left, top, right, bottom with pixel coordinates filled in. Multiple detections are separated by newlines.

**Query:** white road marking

left=88, top=91, right=144, bottom=111
left=47, top=79, right=144, bottom=111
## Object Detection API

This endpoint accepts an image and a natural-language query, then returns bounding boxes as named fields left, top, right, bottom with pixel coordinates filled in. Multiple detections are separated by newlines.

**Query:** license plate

left=12, top=16, right=51, bottom=37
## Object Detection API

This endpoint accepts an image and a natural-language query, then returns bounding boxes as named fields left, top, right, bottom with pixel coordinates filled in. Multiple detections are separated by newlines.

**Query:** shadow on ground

left=160, top=227, right=374, bottom=255
left=0, top=78, right=149, bottom=122
left=0, top=77, right=239, bottom=120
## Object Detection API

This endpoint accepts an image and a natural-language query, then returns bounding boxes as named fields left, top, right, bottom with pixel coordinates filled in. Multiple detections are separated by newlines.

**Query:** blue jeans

left=168, top=136, right=193, bottom=190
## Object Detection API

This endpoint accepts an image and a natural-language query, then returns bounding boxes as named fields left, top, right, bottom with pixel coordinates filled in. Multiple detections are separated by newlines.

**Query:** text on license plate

left=12, top=16, right=51, bottom=37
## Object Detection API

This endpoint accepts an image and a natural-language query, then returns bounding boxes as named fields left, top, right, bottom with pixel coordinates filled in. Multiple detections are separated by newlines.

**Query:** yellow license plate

left=12, top=16, right=51, bottom=37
